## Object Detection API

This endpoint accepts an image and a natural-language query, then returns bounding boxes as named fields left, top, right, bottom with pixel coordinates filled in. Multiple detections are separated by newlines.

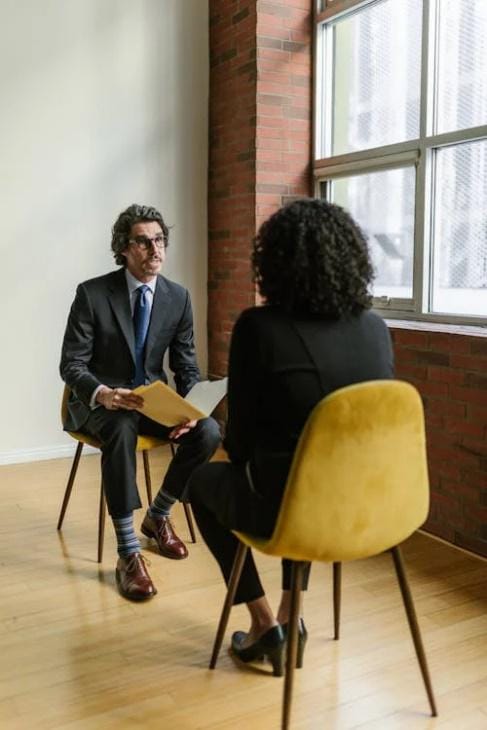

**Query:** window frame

left=313, top=0, right=487, bottom=326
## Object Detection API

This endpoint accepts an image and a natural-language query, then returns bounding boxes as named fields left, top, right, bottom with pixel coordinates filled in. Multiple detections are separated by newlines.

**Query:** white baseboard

left=0, top=443, right=98, bottom=466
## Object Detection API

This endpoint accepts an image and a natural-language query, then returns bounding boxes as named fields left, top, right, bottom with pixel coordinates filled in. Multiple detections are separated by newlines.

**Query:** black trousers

left=81, top=408, right=221, bottom=517
left=188, top=461, right=310, bottom=605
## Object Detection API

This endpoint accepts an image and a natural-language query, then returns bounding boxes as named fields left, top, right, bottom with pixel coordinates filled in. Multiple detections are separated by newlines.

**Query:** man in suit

left=60, top=204, right=220, bottom=601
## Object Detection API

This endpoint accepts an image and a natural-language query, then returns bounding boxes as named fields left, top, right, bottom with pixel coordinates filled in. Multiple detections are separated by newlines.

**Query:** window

left=315, top=0, right=487, bottom=323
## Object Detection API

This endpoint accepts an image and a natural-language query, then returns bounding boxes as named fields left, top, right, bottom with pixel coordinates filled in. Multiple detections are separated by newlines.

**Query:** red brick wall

left=390, top=326, right=487, bottom=557
left=208, top=0, right=312, bottom=378
left=208, top=1, right=258, bottom=379
left=255, top=0, right=312, bottom=230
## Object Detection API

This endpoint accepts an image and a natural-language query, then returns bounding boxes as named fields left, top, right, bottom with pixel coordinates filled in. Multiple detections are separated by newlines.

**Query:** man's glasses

left=129, top=235, right=166, bottom=251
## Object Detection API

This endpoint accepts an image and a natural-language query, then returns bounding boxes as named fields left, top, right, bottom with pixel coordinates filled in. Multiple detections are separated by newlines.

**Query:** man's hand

left=169, top=419, right=198, bottom=440
left=96, top=387, right=144, bottom=411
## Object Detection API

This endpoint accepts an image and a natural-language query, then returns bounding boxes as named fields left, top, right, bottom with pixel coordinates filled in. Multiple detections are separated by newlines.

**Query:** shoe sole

left=141, top=524, right=189, bottom=560
left=230, top=649, right=284, bottom=677
left=115, top=570, right=157, bottom=601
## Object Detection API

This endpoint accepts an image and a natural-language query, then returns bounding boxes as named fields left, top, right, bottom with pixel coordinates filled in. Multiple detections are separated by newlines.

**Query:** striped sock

left=112, top=513, right=141, bottom=558
left=149, top=488, right=177, bottom=518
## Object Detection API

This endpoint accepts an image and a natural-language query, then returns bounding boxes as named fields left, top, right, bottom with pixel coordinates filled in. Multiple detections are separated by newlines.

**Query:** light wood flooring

left=1, top=448, right=486, bottom=729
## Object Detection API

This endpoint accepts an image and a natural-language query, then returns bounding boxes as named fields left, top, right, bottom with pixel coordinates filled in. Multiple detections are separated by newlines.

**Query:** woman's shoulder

left=235, top=305, right=283, bottom=327
left=232, top=306, right=289, bottom=348
left=357, top=308, right=389, bottom=330
left=237, top=306, right=387, bottom=327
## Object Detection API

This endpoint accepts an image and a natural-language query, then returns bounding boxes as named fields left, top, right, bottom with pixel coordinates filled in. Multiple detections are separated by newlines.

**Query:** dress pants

left=81, top=407, right=221, bottom=517
left=188, top=461, right=311, bottom=605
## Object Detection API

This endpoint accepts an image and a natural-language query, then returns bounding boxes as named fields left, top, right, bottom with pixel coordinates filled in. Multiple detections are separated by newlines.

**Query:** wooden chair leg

left=97, top=480, right=106, bottom=564
left=183, top=503, right=197, bottom=543
left=57, top=442, right=84, bottom=530
left=282, top=561, right=304, bottom=730
left=391, top=546, right=438, bottom=717
left=142, top=450, right=153, bottom=504
left=333, top=561, right=342, bottom=640
left=209, top=542, right=248, bottom=669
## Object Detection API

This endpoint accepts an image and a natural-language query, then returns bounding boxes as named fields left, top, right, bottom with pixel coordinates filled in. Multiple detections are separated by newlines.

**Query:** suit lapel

left=107, top=269, right=135, bottom=362
left=145, top=275, right=172, bottom=358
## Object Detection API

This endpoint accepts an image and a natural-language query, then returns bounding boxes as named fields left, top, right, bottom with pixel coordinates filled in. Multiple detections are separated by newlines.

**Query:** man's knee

left=196, top=417, right=221, bottom=453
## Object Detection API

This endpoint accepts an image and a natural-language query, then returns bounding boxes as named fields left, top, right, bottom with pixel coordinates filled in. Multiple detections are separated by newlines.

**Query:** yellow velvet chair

left=209, top=380, right=437, bottom=729
left=57, top=386, right=196, bottom=562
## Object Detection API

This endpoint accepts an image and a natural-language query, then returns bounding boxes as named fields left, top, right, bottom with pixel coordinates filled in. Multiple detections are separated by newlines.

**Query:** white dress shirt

left=124, top=268, right=156, bottom=316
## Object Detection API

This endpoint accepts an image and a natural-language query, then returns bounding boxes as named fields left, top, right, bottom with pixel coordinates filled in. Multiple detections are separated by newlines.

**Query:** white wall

left=0, top=0, right=209, bottom=463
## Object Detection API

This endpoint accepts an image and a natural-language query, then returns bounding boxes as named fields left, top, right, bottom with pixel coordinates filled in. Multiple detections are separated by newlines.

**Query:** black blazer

left=223, top=306, right=394, bottom=522
left=60, top=268, right=200, bottom=432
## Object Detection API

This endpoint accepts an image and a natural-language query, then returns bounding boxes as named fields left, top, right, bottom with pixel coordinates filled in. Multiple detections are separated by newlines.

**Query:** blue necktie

left=133, top=285, right=151, bottom=386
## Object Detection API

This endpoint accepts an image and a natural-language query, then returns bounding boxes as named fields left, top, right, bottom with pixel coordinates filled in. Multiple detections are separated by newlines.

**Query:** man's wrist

left=95, top=386, right=112, bottom=402
left=91, top=384, right=110, bottom=408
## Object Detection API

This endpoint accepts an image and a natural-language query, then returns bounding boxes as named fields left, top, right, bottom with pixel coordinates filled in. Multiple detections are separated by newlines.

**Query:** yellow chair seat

left=67, top=430, right=169, bottom=452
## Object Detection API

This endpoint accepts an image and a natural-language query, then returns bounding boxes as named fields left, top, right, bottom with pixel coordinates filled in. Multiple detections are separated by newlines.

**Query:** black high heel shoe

left=231, top=625, right=285, bottom=677
left=281, top=618, right=308, bottom=668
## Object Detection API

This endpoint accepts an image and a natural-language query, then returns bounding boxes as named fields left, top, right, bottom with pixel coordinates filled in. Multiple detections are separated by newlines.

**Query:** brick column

left=208, top=0, right=312, bottom=378
left=255, top=0, right=313, bottom=230
left=207, top=1, right=258, bottom=379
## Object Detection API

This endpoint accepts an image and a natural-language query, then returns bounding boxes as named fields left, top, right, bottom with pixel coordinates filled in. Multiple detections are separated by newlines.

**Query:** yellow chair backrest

left=243, top=380, right=429, bottom=563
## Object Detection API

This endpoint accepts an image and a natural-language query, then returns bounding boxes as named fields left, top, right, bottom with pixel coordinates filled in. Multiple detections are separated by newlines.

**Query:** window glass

left=431, top=139, right=487, bottom=316
left=437, top=0, right=487, bottom=135
left=330, top=166, right=416, bottom=299
left=331, top=0, right=422, bottom=155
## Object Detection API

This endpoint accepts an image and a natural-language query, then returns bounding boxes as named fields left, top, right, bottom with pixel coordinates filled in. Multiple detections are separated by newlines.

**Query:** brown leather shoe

left=141, top=511, right=188, bottom=560
left=116, top=553, right=157, bottom=601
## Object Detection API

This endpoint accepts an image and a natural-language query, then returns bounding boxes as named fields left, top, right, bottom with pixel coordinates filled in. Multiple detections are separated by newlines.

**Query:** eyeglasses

left=129, top=235, right=166, bottom=251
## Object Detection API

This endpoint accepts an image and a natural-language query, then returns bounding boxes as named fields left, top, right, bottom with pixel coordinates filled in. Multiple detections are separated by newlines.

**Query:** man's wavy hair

left=111, top=204, right=169, bottom=266
left=252, top=198, right=374, bottom=318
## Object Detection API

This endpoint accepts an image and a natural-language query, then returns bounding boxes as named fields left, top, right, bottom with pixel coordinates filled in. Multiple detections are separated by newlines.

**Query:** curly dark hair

left=252, top=198, right=374, bottom=317
left=111, top=204, right=169, bottom=266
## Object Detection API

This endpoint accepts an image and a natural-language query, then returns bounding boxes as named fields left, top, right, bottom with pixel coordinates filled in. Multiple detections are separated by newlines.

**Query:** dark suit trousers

left=81, top=408, right=220, bottom=517
left=188, top=462, right=310, bottom=604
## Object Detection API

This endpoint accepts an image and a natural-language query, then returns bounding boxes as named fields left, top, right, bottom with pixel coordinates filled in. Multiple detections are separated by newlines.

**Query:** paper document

left=185, top=378, right=228, bottom=415
left=133, top=378, right=227, bottom=427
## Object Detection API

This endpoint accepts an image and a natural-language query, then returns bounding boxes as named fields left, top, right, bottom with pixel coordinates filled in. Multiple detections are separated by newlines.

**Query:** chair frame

left=209, top=542, right=437, bottom=730
left=57, top=441, right=197, bottom=562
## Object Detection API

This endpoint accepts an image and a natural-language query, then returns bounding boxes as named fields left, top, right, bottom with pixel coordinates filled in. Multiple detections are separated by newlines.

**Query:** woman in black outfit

left=188, top=198, right=394, bottom=674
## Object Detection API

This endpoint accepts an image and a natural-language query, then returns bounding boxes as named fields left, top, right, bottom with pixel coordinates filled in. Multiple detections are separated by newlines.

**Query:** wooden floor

left=1, top=448, right=487, bottom=730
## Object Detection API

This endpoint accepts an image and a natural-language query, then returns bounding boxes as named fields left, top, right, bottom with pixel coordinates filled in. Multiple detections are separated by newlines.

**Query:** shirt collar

left=124, top=269, right=157, bottom=297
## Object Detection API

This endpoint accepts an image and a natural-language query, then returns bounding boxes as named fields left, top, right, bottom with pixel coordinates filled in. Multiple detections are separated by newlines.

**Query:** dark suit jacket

left=223, top=305, right=394, bottom=525
left=60, top=268, right=200, bottom=432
